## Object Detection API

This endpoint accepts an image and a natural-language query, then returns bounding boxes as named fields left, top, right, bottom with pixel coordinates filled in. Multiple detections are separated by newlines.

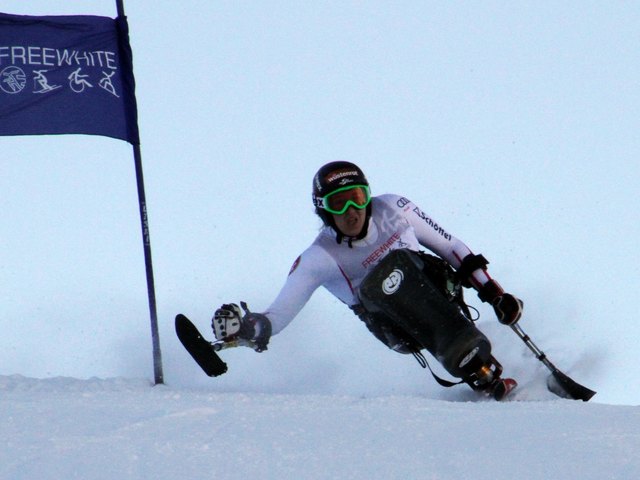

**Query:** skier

left=213, top=161, right=523, bottom=399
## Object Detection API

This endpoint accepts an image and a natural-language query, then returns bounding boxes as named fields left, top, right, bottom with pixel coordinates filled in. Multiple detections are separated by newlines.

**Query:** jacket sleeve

left=262, top=245, right=339, bottom=335
left=381, top=194, right=493, bottom=289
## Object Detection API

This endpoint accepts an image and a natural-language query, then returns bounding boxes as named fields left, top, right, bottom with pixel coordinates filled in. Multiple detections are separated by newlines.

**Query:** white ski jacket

left=263, top=194, right=491, bottom=334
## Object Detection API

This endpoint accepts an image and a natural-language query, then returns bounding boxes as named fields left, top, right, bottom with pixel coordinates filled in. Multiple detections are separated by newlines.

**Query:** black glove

left=478, top=280, right=524, bottom=326
left=492, top=293, right=524, bottom=326
left=212, top=302, right=272, bottom=352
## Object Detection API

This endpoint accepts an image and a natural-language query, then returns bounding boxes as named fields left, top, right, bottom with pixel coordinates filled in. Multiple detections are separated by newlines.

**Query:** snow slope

left=1, top=375, right=639, bottom=480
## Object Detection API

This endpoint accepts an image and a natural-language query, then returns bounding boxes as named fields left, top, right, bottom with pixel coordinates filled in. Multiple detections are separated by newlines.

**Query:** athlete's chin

left=341, top=222, right=364, bottom=237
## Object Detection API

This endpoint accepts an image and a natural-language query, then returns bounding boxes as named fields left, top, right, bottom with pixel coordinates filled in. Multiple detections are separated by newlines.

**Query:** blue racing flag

left=0, top=12, right=140, bottom=144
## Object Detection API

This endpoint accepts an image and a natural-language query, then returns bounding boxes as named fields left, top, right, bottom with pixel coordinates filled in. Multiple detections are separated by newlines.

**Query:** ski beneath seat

left=491, top=378, right=518, bottom=401
left=175, top=314, right=228, bottom=377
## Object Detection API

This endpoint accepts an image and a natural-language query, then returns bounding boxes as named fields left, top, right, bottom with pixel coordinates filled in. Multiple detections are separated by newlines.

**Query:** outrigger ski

left=510, top=324, right=596, bottom=401
left=175, top=314, right=260, bottom=377
left=175, top=314, right=227, bottom=377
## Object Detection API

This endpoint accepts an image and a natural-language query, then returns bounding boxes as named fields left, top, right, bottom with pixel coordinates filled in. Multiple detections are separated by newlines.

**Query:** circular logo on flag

left=0, top=66, right=27, bottom=94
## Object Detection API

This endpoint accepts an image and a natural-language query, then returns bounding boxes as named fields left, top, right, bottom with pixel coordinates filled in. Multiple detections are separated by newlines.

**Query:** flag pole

left=133, top=144, right=164, bottom=385
left=116, top=0, right=164, bottom=385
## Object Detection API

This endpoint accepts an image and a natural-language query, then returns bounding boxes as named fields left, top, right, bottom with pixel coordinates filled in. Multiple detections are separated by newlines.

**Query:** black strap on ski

left=412, top=351, right=463, bottom=388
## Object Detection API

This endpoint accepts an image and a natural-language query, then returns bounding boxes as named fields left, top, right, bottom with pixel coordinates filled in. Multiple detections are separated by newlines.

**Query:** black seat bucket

left=358, top=249, right=492, bottom=379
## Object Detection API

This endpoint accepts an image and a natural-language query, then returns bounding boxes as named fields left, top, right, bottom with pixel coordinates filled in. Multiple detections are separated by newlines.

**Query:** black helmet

left=312, top=161, right=372, bottom=242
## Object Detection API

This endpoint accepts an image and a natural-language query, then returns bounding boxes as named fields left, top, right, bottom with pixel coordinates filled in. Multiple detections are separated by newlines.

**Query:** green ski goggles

left=316, top=185, right=371, bottom=215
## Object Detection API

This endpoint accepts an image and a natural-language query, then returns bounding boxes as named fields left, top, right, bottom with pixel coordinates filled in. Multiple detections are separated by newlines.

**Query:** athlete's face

left=332, top=205, right=367, bottom=237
